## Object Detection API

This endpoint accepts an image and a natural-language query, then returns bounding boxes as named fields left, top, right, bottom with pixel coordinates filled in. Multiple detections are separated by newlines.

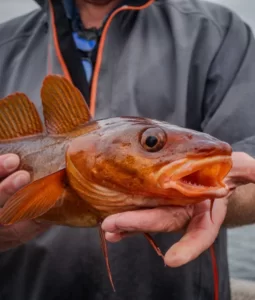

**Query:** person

left=0, top=0, right=255, bottom=299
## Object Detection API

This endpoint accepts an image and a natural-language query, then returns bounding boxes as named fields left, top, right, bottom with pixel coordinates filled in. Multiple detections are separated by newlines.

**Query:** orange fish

left=0, top=75, right=232, bottom=290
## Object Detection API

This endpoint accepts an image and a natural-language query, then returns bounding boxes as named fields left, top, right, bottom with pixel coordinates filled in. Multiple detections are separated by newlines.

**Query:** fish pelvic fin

left=40, top=75, right=93, bottom=135
left=143, top=233, right=165, bottom=263
left=99, top=225, right=116, bottom=292
left=0, top=93, right=43, bottom=140
left=0, top=170, right=67, bottom=226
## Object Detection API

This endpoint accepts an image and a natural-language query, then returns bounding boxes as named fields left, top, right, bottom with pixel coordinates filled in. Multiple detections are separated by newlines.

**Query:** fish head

left=66, top=117, right=232, bottom=209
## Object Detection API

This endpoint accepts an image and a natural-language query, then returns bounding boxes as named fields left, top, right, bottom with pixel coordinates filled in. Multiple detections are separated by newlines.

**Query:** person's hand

left=224, top=152, right=255, bottom=190
left=102, top=198, right=227, bottom=267
left=102, top=151, right=255, bottom=268
left=0, top=154, right=50, bottom=252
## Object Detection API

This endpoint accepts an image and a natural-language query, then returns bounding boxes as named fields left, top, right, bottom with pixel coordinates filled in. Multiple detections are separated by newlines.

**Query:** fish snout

left=186, top=138, right=232, bottom=158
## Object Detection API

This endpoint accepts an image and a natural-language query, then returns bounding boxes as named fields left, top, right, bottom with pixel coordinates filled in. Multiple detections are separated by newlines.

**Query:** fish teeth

left=182, top=180, right=206, bottom=187
left=181, top=179, right=217, bottom=188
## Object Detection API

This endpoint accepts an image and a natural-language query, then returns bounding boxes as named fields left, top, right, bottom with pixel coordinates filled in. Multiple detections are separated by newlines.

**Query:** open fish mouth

left=156, top=155, right=232, bottom=198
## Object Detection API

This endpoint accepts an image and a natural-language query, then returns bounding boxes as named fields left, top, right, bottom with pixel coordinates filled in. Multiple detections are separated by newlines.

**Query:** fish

left=0, top=75, right=232, bottom=290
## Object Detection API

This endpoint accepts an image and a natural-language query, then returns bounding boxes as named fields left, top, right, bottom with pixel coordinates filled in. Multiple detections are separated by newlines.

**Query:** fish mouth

left=156, top=155, right=232, bottom=198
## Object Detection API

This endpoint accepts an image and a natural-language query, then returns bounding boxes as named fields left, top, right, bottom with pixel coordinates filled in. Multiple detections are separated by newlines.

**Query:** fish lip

left=156, top=155, right=232, bottom=198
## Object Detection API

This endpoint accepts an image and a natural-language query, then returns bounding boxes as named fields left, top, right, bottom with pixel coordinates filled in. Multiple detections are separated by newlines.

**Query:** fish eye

left=140, top=127, right=167, bottom=152
left=145, top=136, right=158, bottom=148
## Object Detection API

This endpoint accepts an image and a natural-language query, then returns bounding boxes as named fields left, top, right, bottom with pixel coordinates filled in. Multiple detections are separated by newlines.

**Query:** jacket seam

left=0, top=34, right=32, bottom=49
left=153, top=1, right=226, bottom=38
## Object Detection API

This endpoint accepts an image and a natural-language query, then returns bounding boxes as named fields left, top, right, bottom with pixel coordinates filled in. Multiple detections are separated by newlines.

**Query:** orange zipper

left=89, top=0, right=154, bottom=117
left=48, top=0, right=154, bottom=117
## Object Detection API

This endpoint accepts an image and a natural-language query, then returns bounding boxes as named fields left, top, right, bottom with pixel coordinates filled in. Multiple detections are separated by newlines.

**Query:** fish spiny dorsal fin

left=0, top=93, right=43, bottom=140
left=41, top=75, right=92, bottom=135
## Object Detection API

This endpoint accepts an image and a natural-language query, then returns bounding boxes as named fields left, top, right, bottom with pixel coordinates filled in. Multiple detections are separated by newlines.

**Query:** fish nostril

left=221, top=142, right=232, bottom=155
left=187, top=141, right=232, bottom=158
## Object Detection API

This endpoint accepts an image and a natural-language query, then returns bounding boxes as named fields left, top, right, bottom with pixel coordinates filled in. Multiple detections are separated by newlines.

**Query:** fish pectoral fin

left=41, top=75, right=92, bottom=135
left=0, top=93, right=43, bottom=140
left=0, top=170, right=67, bottom=226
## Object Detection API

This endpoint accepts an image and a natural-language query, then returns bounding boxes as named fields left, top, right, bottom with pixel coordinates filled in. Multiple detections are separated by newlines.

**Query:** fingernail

left=165, top=250, right=190, bottom=268
left=3, top=156, right=19, bottom=172
left=13, top=173, right=30, bottom=189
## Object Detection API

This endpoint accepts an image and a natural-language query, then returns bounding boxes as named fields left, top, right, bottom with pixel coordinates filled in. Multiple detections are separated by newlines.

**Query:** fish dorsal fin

left=41, top=75, right=92, bottom=135
left=0, top=93, right=43, bottom=140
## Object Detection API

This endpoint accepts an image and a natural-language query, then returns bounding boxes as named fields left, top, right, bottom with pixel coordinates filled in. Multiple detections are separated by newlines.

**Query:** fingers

left=102, top=206, right=193, bottom=239
left=0, top=171, right=30, bottom=206
left=102, top=199, right=228, bottom=268
left=164, top=213, right=214, bottom=267
left=0, top=154, right=41, bottom=252
left=226, top=152, right=255, bottom=186
left=0, top=154, right=31, bottom=206
left=0, top=154, right=20, bottom=178
left=164, top=199, right=227, bottom=267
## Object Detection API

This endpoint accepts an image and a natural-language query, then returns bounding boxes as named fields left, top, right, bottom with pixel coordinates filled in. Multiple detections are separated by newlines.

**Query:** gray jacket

left=0, top=0, right=255, bottom=299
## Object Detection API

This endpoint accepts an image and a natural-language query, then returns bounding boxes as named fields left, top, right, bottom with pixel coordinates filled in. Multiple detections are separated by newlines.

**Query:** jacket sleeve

left=201, top=10, right=255, bottom=157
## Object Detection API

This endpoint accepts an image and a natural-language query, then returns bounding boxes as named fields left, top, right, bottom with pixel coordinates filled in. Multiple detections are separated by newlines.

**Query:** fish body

left=0, top=75, right=232, bottom=226
left=0, top=114, right=232, bottom=225
left=0, top=75, right=233, bottom=289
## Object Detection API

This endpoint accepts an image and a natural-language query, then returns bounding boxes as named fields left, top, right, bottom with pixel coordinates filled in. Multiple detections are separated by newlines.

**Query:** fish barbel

left=0, top=75, right=232, bottom=290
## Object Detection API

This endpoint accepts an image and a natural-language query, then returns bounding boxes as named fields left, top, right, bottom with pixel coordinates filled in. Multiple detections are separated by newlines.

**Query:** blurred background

left=0, top=0, right=255, bottom=284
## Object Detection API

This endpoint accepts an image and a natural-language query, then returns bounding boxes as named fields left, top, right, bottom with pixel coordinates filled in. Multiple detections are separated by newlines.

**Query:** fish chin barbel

left=0, top=75, right=232, bottom=291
